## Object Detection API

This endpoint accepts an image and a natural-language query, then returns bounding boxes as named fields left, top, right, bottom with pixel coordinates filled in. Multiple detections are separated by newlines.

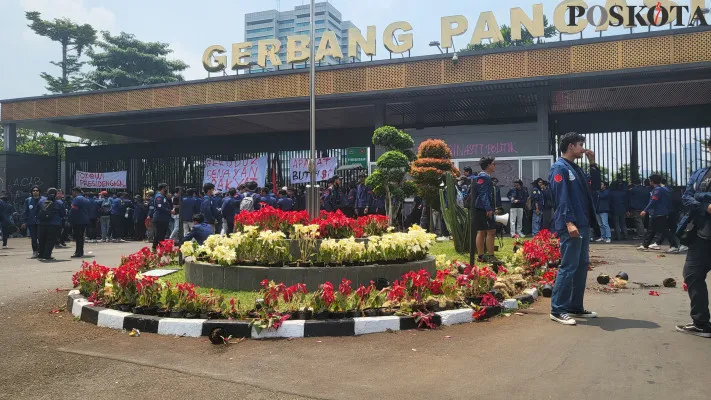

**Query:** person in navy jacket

left=149, top=183, right=172, bottom=251
left=531, top=180, right=545, bottom=236
left=257, top=188, right=276, bottom=209
left=540, top=180, right=554, bottom=230
left=85, top=192, right=99, bottom=243
left=548, top=132, right=601, bottom=326
left=109, top=193, right=127, bottom=242
left=69, top=187, right=92, bottom=258
left=609, top=180, right=629, bottom=241
left=638, top=174, right=680, bottom=252
left=201, top=183, right=220, bottom=228
left=0, top=193, right=14, bottom=249
left=21, top=185, right=44, bottom=257
left=183, top=213, right=214, bottom=245
left=473, top=157, right=498, bottom=263
left=277, top=189, right=294, bottom=211
left=179, top=189, right=201, bottom=235
left=37, top=188, right=66, bottom=261
left=132, top=194, right=147, bottom=241
left=221, top=188, right=239, bottom=235
left=594, top=182, right=612, bottom=243
left=677, top=140, right=711, bottom=338
left=355, top=177, right=373, bottom=216
left=344, top=181, right=357, bottom=218
left=507, top=180, right=528, bottom=238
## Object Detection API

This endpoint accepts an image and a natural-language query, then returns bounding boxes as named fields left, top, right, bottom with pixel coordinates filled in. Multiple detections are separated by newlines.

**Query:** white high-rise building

left=244, top=2, right=361, bottom=72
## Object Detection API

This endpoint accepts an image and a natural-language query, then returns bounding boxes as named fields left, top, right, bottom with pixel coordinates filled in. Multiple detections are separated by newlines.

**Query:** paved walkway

left=1, top=238, right=710, bottom=400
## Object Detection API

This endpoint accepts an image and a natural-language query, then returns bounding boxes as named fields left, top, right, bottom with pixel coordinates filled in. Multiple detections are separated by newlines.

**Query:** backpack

left=100, top=198, right=112, bottom=214
left=240, top=195, right=255, bottom=212
left=38, top=200, right=57, bottom=223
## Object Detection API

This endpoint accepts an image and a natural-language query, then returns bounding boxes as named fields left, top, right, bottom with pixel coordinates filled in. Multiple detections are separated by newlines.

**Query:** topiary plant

left=366, top=126, right=416, bottom=224
left=410, top=139, right=458, bottom=210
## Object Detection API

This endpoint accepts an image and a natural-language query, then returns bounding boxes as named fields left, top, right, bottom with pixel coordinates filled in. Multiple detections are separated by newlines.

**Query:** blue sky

left=0, top=0, right=680, bottom=100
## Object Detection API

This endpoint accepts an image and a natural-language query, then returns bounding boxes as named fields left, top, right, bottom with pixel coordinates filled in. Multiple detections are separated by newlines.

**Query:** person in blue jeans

left=548, top=132, right=601, bottom=326
left=595, top=182, right=612, bottom=243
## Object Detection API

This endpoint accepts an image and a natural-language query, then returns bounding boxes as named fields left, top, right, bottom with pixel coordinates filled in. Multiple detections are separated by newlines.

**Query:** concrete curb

left=67, top=292, right=531, bottom=340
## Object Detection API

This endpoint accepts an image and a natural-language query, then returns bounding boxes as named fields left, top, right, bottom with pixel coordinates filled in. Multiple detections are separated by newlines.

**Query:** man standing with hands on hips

left=549, top=132, right=601, bottom=325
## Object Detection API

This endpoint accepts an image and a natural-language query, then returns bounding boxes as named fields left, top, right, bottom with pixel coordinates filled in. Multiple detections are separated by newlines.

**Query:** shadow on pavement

left=580, top=316, right=661, bottom=331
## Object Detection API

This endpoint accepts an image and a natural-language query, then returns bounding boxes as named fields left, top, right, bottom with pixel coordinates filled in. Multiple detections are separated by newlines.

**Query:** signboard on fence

left=75, top=171, right=127, bottom=189
left=290, top=157, right=338, bottom=184
left=346, top=147, right=369, bottom=169
left=202, top=157, right=267, bottom=191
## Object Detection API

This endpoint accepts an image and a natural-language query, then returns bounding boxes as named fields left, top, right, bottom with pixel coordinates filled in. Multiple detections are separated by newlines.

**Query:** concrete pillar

left=537, top=91, right=551, bottom=156
left=3, top=123, right=17, bottom=152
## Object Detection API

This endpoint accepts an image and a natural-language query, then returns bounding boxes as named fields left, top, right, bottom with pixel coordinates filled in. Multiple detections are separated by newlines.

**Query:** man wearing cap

left=548, top=132, right=601, bottom=326
left=676, top=138, right=711, bottom=338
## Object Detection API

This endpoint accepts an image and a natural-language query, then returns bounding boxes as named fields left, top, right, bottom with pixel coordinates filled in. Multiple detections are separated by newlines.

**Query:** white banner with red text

left=75, top=171, right=127, bottom=189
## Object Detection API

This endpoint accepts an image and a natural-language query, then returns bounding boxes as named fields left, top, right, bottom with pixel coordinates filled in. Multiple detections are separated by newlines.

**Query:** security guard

left=548, top=132, right=601, bottom=326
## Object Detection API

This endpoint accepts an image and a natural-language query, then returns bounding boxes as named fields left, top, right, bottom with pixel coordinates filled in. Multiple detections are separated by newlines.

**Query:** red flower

left=339, top=278, right=352, bottom=296
left=320, top=282, right=335, bottom=305
left=387, top=280, right=406, bottom=302
left=649, top=290, right=660, bottom=296
left=480, top=293, right=499, bottom=307
left=472, top=308, right=487, bottom=321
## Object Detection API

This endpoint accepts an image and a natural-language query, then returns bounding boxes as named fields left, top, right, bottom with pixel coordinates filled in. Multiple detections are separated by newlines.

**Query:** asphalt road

left=1, top=238, right=710, bottom=400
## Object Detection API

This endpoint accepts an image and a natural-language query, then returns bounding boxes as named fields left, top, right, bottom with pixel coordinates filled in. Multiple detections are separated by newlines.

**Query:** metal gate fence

left=66, top=148, right=367, bottom=195
left=555, top=127, right=711, bottom=186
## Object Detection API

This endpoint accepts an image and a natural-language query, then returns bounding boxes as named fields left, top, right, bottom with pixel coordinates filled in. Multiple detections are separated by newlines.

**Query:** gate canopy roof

left=2, top=27, right=711, bottom=143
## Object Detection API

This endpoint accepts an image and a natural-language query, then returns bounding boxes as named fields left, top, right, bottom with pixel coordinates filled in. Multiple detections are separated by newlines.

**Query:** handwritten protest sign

left=202, top=157, right=267, bottom=191
left=290, top=157, right=338, bottom=184
left=75, top=171, right=127, bottom=189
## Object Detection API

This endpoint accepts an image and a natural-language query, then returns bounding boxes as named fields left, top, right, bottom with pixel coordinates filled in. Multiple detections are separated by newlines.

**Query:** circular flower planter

left=184, top=255, right=437, bottom=291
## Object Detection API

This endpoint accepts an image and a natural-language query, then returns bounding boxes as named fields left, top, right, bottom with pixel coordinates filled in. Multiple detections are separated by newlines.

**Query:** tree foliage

left=0, top=127, right=75, bottom=157
left=410, top=139, right=458, bottom=210
left=86, top=31, right=188, bottom=88
left=366, top=126, right=416, bottom=223
left=465, top=16, right=557, bottom=51
left=26, top=11, right=97, bottom=93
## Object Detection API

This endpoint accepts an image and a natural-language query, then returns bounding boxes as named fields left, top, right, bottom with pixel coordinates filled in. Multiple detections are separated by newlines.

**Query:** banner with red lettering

left=290, top=157, right=338, bottom=184
left=75, top=171, right=127, bottom=189
left=202, top=157, right=267, bottom=191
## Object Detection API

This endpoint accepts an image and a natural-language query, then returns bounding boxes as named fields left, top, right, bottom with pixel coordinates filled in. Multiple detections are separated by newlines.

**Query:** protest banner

left=202, top=157, right=267, bottom=191
left=290, top=157, right=338, bottom=184
left=75, top=171, right=127, bottom=189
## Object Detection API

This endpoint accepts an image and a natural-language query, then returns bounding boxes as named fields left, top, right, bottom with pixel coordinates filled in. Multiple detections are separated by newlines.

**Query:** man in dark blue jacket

left=277, top=189, right=294, bottom=211
left=180, top=189, right=200, bottom=235
left=21, top=185, right=44, bottom=257
left=540, top=180, right=554, bottom=230
left=183, top=213, right=214, bottom=245
left=548, top=132, right=601, bottom=326
left=69, top=187, right=92, bottom=258
left=110, top=193, right=127, bottom=242
left=638, top=175, right=680, bottom=253
left=628, top=179, right=651, bottom=239
left=132, top=194, right=147, bottom=241
left=594, top=182, right=612, bottom=243
left=609, top=180, right=629, bottom=241
left=474, top=157, right=498, bottom=263
left=221, top=188, right=239, bottom=235
left=677, top=141, right=711, bottom=337
left=38, top=188, right=66, bottom=261
left=355, top=177, right=373, bottom=216
left=86, top=192, right=99, bottom=243
left=0, top=193, right=14, bottom=249
left=149, top=183, right=172, bottom=251
left=507, top=180, right=528, bottom=237
left=201, top=183, right=220, bottom=229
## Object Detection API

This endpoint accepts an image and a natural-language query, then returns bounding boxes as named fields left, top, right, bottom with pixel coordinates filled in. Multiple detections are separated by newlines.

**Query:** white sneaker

left=605, top=239, right=611, bottom=244
left=550, top=313, right=577, bottom=325
left=666, top=247, right=680, bottom=254
left=648, top=243, right=661, bottom=250
left=637, top=245, right=649, bottom=251
left=679, top=245, right=689, bottom=252
left=595, top=238, right=604, bottom=242
left=1, top=246, right=7, bottom=249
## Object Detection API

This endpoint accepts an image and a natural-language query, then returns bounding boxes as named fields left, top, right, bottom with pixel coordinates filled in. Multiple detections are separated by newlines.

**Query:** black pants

left=87, top=218, right=97, bottom=240
left=110, top=214, right=124, bottom=240
left=29, top=224, right=39, bottom=251
left=542, top=208, right=553, bottom=230
left=643, top=216, right=679, bottom=248
left=134, top=221, right=147, bottom=241
left=1, top=223, right=10, bottom=246
left=38, top=225, right=59, bottom=259
left=152, top=221, right=169, bottom=250
left=72, top=224, right=86, bottom=256
left=683, top=239, right=711, bottom=328
left=656, top=212, right=680, bottom=245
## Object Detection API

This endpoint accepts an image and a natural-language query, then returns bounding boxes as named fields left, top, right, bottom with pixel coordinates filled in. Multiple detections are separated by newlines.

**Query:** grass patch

left=429, top=236, right=517, bottom=265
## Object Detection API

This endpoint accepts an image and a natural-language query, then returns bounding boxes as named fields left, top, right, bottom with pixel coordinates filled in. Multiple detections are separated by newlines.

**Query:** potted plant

left=135, top=275, right=162, bottom=315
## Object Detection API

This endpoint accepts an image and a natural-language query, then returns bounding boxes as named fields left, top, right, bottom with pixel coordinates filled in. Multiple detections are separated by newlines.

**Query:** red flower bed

left=522, top=230, right=561, bottom=270
left=234, top=206, right=389, bottom=239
